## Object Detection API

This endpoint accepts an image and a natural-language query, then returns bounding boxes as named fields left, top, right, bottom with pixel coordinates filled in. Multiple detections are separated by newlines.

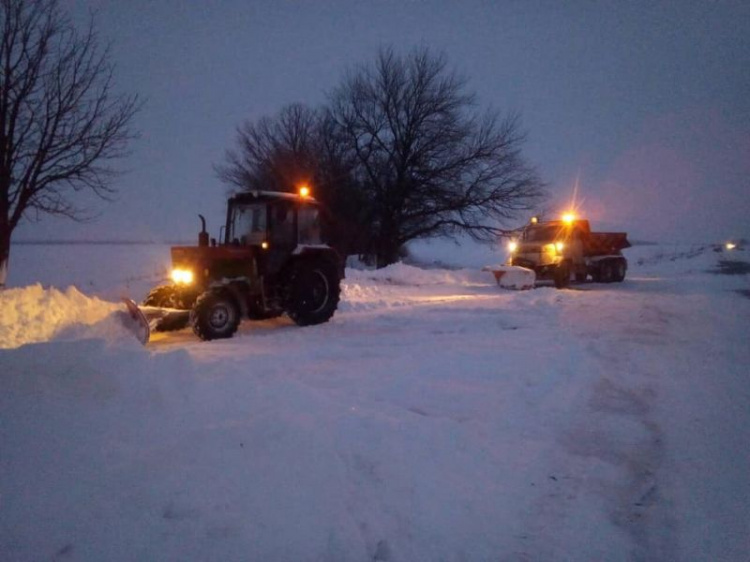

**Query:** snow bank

left=0, top=284, right=122, bottom=349
left=346, top=261, right=491, bottom=286
left=341, top=262, right=497, bottom=313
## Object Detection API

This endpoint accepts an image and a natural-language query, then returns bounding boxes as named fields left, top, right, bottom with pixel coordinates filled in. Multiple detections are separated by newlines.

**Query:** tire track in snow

left=558, top=292, right=680, bottom=561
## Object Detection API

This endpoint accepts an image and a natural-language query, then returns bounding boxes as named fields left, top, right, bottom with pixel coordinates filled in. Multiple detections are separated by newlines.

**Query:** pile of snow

left=0, top=284, right=123, bottom=349
left=346, top=261, right=490, bottom=286
left=341, top=262, right=499, bottom=314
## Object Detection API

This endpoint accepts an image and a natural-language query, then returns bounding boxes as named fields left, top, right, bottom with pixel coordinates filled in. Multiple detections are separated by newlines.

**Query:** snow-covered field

left=1, top=240, right=749, bottom=561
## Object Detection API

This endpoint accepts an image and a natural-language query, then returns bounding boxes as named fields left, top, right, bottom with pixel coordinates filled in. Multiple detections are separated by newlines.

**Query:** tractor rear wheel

left=285, top=259, right=340, bottom=326
left=190, top=290, right=240, bottom=341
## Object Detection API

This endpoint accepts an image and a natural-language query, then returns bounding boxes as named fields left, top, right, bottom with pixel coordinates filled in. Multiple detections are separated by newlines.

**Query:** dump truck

left=125, top=188, right=344, bottom=342
left=507, top=214, right=630, bottom=289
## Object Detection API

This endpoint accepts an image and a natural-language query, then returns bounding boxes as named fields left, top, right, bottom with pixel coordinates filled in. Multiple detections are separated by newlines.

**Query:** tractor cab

left=226, top=191, right=322, bottom=249
left=225, top=191, right=324, bottom=277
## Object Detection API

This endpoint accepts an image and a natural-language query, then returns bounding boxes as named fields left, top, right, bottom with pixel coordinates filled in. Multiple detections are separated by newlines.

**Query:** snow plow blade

left=120, top=299, right=191, bottom=345
left=138, top=305, right=191, bottom=333
left=121, top=298, right=151, bottom=345
left=482, top=265, right=536, bottom=290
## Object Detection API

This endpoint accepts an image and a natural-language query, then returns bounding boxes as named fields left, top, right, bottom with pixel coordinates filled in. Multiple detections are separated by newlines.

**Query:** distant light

left=726, top=242, right=736, bottom=250
left=508, top=241, right=518, bottom=253
left=261, top=241, right=269, bottom=250
left=530, top=216, right=538, bottom=224
left=562, top=213, right=576, bottom=224
left=299, top=186, right=310, bottom=198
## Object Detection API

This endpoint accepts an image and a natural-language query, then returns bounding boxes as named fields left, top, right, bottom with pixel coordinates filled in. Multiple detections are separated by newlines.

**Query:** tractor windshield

left=230, top=204, right=267, bottom=245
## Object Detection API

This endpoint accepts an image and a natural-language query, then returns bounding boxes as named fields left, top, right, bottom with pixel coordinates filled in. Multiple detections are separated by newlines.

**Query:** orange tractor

left=133, top=189, right=343, bottom=341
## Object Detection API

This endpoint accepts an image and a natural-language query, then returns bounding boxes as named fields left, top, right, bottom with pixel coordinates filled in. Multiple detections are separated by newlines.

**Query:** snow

left=1, top=240, right=749, bottom=561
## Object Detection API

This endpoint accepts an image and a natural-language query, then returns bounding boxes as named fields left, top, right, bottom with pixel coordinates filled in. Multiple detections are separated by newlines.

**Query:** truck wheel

left=575, top=273, right=587, bottom=283
left=554, top=263, right=571, bottom=289
left=599, top=261, right=614, bottom=283
left=190, top=290, right=240, bottom=341
left=612, top=259, right=627, bottom=282
left=285, top=260, right=341, bottom=326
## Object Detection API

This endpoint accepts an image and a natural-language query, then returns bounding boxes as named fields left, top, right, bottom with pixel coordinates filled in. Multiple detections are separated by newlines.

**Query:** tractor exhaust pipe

left=198, top=214, right=209, bottom=247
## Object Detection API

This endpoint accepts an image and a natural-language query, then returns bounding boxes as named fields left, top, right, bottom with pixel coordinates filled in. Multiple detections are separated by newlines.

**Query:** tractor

left=141, top=189, right=343, bottom=341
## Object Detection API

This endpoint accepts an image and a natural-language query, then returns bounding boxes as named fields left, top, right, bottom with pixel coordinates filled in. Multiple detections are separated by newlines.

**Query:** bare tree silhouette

left=0, top=0, right=139, bottom=286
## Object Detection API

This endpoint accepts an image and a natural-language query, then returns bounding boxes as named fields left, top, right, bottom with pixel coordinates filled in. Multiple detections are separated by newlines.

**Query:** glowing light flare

left=171, top=268, right=194, bottom=285
left=530, top=216, right=538, bottom=224
left=261, top=241, right=269, bottom=250
left=299, top=185, right=310, bottom=198
left=725, top=242, right=736, bottom=250
left=562, top=213, right=576, bottom=224
left=555, top=241, right=565, bottom=252
left=508, top=240, right=518, bottom=253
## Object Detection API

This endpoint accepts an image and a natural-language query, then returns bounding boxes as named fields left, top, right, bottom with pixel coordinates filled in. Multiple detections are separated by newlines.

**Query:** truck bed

left=582, top=232, right=630, bottom=256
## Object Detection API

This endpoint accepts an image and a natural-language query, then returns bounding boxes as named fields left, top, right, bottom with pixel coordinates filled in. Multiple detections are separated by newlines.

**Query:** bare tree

left=328, top=47, right=544, bottom=267
left=217, top=103, right=372, bottom=256
left=216, top=103, right=319, bottom=194
left=0, top=0, right=139, bottom=286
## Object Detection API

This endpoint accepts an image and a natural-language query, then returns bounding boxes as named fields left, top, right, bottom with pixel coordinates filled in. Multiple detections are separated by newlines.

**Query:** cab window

left=298, top=207, right=322, bottom=244
left=231, top=204, right=266, bottom=244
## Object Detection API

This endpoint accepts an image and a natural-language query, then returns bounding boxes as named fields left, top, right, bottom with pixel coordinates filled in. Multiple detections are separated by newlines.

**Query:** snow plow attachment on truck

left=482, top=265, right=536, bottom=290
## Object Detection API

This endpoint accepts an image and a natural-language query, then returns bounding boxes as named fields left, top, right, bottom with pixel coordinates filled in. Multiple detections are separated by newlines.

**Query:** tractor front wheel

left=285, top=260, right=341, bottom=326
left=190, top=290, right=240, bottom=341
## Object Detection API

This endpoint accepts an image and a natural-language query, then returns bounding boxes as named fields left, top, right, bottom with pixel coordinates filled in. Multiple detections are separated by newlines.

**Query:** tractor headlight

left=508, top=240, right=518, bottom=253
left=171, top=268, right=194, bottom=285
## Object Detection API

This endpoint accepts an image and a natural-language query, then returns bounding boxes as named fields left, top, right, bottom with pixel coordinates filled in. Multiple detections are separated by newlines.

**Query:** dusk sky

left=19, top=0, right=749, bottom=244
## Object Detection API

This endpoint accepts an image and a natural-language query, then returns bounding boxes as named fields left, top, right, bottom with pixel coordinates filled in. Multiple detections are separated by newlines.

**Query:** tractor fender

left=291, top=245, right=345, bottom=279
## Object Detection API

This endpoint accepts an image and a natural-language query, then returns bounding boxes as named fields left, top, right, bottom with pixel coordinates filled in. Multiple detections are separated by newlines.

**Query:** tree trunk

left=375, top=238, right=402, bottom=269
left=0, top=225, right=9, bottom=288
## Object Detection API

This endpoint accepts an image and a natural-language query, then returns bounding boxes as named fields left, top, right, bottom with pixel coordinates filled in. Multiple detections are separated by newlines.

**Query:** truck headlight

left=171, top=268, right=194, bottom=285
left=555, top=241, right=565, bottom=253
left=508, top=241, right=518, bottom=253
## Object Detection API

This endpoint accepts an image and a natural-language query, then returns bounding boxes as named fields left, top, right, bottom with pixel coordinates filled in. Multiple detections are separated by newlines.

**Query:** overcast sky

left=18, top=0, right=749, bottom=244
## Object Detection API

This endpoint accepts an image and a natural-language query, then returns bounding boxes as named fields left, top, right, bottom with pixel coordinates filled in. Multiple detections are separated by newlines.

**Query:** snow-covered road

left=1, top=243, right=749, bottom=561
